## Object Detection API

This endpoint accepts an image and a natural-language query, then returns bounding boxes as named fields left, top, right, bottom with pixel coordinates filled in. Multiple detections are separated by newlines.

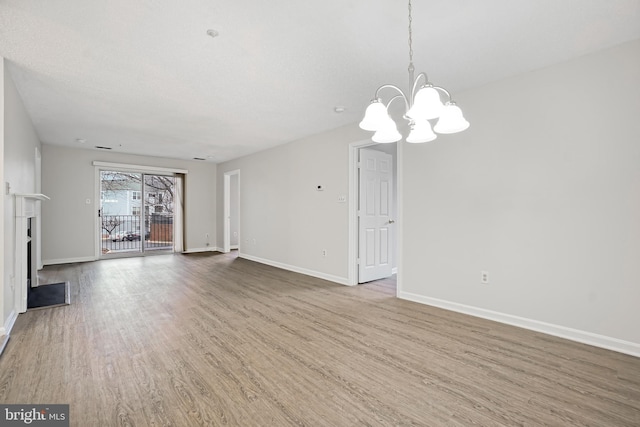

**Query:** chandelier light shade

left=407, top=86, right=444, bottom=120
left=359, top=102, right=389, bottom=131
left=406, top=120, right=437, bottom=143
left=360, top=0, right=469, bottom=143
left=372, top=123, right=402, bottom=143
left=433, top=103, right=470, bottom=134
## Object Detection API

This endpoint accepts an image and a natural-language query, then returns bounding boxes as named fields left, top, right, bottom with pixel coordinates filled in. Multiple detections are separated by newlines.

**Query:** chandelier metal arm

left=431, top=85, right=453, bottom=103
left=387, top=94, right=408, bottom=112
left=374, top=84, right=411, bottom=112
left=410, top=72, right=429, bottom=101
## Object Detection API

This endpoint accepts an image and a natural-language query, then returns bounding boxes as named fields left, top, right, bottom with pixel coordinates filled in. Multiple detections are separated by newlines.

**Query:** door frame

left=348, top=140, right=401, bottom=289
left=223, top=169, right=240, bottom=253
left=93, top=161, right=188, bottom=260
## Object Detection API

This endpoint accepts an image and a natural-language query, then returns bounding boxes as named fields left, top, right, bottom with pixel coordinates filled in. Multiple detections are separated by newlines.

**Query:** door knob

left=388, top=219, right=395, bottom=224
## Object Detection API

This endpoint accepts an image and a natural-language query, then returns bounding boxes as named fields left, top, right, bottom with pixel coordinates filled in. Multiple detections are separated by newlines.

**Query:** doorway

left=223, top=170, right=240, bottom=253
left=99, top=170, right=179, bottom=258
left=349, top=141, right=398, bottom=285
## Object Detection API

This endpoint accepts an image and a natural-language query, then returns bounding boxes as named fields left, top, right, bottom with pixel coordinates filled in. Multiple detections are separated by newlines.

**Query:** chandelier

left=359, top=0, right=469, bottom=143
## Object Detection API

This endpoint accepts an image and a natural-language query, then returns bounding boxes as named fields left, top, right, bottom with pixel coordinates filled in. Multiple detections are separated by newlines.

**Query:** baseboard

left=239, top=254, right=350, bottom=286
left=0, top=334, right=9, bottom=357
left=5, top=310, right=17, bottom=336
left=43, top=256, right=96, bottom=266
left=0, top=309, right=18, bottom=339
left=230, top=245, right=239, bottom=250
left=399, top=291, right=640, bottom=358
left=182, top=247, right=239, bottom=254
left=182, top=247, right=221, bottom=254
left=46, top=249, right=225, bottom=260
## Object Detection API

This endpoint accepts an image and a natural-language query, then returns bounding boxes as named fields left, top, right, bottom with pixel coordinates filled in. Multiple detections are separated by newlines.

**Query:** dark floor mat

left=27, top=282, right=70, bottom=310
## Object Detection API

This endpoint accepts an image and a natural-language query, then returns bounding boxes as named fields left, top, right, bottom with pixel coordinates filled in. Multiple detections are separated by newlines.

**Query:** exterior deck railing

left=101, top=214, right=173, bottom=254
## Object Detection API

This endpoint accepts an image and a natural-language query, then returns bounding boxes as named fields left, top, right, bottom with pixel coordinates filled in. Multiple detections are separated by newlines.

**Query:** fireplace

left=14, top=193, right=49, bottom=313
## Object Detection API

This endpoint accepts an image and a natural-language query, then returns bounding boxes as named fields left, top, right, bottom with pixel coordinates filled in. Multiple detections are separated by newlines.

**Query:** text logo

left=1, top=405, right=69, bottom=427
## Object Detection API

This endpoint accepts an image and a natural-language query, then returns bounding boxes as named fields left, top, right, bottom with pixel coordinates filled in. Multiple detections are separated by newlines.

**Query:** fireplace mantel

left=15, top=193, right=50, bottom=217
left=14, top=193, right=50, bottom=313
left=15, top=193, right=49, bottom=199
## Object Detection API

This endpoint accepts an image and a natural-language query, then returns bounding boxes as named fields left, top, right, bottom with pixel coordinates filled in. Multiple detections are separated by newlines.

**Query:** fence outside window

left=101, top=214, right=173, bottom=253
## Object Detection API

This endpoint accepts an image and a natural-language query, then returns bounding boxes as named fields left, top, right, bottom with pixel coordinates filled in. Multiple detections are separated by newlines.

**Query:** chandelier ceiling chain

left=407, top=0, right=415, bottom=85
left=408, top=0, right=413, bottom=64
left=359, top=0, right=470, bottom=144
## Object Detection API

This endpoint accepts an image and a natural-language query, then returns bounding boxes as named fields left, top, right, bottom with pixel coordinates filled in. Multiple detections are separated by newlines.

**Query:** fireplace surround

left=14, top=193, right=49, bottom=313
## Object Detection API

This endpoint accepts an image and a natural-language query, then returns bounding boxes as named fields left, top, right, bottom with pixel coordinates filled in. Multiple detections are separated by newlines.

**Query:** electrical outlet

left=481, top=271, right=489, bottom=284
left=322, top=249, right=327, bottom=257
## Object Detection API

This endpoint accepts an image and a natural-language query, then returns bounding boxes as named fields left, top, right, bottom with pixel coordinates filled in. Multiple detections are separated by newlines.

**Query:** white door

left=359, top=149, right=394, bottom=283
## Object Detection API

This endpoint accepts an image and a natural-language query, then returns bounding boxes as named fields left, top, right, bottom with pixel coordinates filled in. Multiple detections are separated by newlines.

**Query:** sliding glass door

left=99, top=170, right=177, bottom=258
left=143, top=174, right=176, bottom=251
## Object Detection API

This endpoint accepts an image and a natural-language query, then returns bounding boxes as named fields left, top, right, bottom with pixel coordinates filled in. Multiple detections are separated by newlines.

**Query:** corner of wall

left=2, top=59, right=44, bottom=326
left=0, top=57, right=6, bottom=332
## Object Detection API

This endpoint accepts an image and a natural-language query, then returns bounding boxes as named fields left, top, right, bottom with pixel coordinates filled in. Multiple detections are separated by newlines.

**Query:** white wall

left=217, top=124, right=364, bottom=284
left=400, top=39, right=640, bottom=355
left=41, top=145, right=217, bottom=263
left=0, top=59, right=5, bottom=336
left=2, top=59, right=42, bottom=334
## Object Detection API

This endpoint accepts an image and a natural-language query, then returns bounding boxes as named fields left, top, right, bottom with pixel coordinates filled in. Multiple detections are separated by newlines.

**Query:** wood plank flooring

left=1, top=252, right=639, bottom=426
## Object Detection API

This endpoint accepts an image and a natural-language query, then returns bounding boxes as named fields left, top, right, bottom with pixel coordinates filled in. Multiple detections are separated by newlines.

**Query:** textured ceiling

left=1, top=0, right=639, bottom=163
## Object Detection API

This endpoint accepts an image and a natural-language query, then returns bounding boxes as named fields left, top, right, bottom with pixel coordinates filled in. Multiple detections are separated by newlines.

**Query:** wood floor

left=1, top=252, right=639, bottom=426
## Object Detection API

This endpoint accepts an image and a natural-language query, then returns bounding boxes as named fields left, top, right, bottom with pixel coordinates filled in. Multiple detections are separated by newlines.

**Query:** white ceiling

left=1, top=0, right=639, bottom=163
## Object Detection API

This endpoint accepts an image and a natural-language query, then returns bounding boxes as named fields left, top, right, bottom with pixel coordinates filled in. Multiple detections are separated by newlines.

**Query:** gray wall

left=401, top=39, right=640, bottom=350
left=2, top=59, right=42, bottom=333
left=41, top=145, right=217, bottom=263
left=217, top=124, right=364, bottom=283
left=216, top=134, right=398, bottom=281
